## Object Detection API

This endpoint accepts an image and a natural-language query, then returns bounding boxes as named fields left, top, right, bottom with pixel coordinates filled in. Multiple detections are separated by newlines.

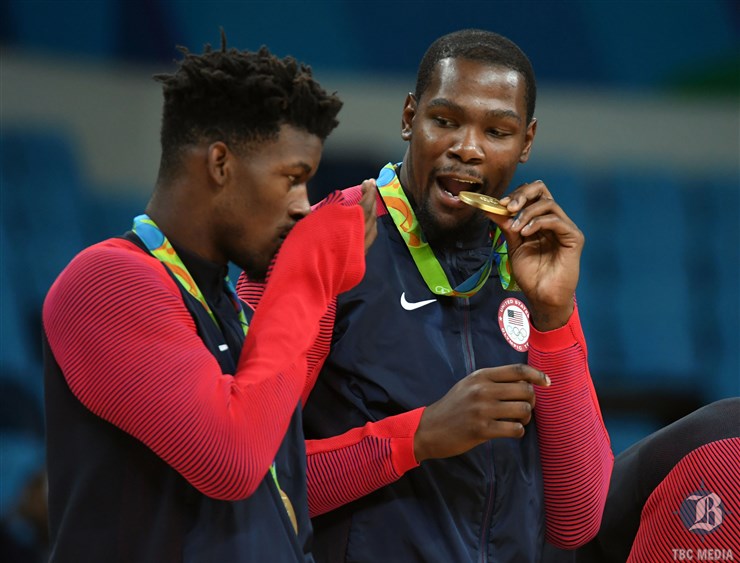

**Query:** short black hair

left=415, top=29, right=536, bottom=124
left=154, top=31, right=343, bottom=181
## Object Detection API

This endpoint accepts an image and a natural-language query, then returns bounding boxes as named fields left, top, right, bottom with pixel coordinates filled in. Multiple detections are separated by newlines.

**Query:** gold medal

left=459, top=191, right=513, bottom=216
left=280, top=489, right=298, bottom=534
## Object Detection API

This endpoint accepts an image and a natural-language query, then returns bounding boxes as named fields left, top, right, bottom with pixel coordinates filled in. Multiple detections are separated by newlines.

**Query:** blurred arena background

left=1, top=0, right=738, bottom=556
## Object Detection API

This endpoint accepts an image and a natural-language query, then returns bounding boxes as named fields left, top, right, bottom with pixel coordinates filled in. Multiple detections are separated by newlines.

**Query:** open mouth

left=437, top=176, right=483, bottom=201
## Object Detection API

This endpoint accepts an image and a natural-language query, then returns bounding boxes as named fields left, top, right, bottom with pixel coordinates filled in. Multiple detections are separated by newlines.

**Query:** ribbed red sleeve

left=627, top=438, right=740, bottom=562
left=43, top=203, right=366, bottom=501
left=237, top=186, right=382, bottom=405
left=528, top=301, right=614, bottom=548
left=237, top=274, right=337, bottom=405
left=305, top=408, right=423, bottom=517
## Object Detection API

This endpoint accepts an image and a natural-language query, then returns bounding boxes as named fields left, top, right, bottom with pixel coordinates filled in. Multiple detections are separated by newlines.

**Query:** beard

left=414, top=195, right=489, bottom=249
left=240, top=261, right=269, bottom=284
left=237, top=235, right=289, bottom=284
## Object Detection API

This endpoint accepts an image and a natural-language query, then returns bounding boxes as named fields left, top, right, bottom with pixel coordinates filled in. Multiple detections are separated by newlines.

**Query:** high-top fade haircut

left=415, top=29, right=536, bottom=124
left=154, top=31, right=343, bottom=182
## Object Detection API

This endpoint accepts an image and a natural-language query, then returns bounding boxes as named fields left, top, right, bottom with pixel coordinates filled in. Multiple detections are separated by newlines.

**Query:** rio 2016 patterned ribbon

left=376, top=163, right=519, bottom=295
left=132, top=214, right=248, bottom=335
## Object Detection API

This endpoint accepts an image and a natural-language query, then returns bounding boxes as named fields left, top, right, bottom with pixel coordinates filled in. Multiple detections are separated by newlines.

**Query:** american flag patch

left=507, top=308, right=524, bottom=326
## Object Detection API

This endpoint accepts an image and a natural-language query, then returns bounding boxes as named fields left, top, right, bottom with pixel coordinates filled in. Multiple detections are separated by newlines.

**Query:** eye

left=433, top=116, right=455, bottom=127
left=287, top=173, right=310, bottom=188
left=487, top=128, right=512, bottom=139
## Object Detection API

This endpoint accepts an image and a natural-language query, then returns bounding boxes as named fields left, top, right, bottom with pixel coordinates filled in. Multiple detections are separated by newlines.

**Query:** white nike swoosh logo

left=400, top=292, right=437, bottom=311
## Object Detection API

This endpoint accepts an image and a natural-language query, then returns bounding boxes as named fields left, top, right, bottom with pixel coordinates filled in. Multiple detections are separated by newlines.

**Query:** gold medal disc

left=280, top=489, right=298, bottom=534
left=459, top=191, right=512, bottom=216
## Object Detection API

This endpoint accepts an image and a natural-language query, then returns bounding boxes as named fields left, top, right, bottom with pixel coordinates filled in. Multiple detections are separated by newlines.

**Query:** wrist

left=412, top=408, right=431, bottom=463
left=528, top=299, right=574, bottom=332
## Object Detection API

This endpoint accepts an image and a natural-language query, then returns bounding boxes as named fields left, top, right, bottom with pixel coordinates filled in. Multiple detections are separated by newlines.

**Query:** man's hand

left=413, top=365, right=551, bottom=462
left=486, top=181, right=584, bottom=331
left=359, top=179, right=378, bottom=253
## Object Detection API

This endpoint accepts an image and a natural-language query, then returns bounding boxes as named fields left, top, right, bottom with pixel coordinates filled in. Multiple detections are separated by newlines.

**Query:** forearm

left=237, top=279, right=338, bottom=406
left=306, top=408, right=423, bottom=516
left=529, top=302, right=614, bottom=549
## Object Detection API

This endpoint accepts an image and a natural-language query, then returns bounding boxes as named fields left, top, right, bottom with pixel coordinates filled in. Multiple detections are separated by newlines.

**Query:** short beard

left=241, top=262, right=268, bottom=284
left=415, top=198, right=489, bottom=249
left=238, top=239, right=287, bottom=284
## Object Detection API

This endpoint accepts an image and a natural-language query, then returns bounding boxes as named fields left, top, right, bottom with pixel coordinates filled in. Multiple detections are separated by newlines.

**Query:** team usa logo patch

left=498, top=298, right=530, bottom=352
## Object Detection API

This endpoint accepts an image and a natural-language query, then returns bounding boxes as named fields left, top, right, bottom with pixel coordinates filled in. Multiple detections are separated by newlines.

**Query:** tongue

left=438, top=177, right=475, bottom=196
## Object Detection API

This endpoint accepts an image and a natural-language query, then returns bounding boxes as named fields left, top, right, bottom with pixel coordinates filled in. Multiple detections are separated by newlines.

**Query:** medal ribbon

left=375, top=163, right=518, bottom=294
left=132, top=215, right=248, bottom=335
left=132, top=215, right=298, bottom=532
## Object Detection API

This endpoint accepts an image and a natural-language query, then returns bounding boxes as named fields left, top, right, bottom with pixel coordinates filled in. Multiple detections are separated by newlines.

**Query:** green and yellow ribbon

left=376, top=163, right=518, bottom=295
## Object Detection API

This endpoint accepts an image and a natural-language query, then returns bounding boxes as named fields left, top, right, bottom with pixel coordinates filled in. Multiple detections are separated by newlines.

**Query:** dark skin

left=400, top=58, right=584, bottom=463
left=145, top=124, right=377, bottom=279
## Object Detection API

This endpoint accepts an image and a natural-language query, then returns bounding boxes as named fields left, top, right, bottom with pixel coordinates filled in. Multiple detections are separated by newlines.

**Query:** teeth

left=444, top=190, right=460, bottom=200
left=455, top=178, right=479, bottom=184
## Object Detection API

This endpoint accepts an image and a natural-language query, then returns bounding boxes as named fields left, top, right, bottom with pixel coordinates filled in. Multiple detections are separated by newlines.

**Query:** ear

left=518, top=118, right=537, bottom=163
left=400, top=93, right=417, bottom=141
left=206, top=141, right=230, bottom=188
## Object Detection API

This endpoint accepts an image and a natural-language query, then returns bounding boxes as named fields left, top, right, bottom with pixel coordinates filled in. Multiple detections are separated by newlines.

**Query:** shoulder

left=66, top=238, right=171, bottom=281
left=313, top=186, right=387, bottom=217
left=45, top=238, right=180, bottom=311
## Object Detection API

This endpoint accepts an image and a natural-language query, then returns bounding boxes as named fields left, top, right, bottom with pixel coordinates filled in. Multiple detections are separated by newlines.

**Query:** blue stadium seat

left=608, top=171, right=697, bottom=388
left=682, top=174, right=740, bottom=401
left=511, top=163, right=626, bottom=386
left=1, top=127, right=94, bottom=403
left=1, top=223, right=34, bottom=370
left=1, top=127, right=90, bottom=309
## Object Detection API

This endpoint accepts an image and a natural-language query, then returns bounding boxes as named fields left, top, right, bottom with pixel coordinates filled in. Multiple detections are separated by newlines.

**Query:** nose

left=288, top=184, right=311, bottom=220
left=448, top=127, right=485, bottom=164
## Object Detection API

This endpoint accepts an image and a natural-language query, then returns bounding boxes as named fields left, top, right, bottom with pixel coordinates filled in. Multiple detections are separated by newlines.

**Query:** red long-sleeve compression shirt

left=43, top=203, right=365, bottom=502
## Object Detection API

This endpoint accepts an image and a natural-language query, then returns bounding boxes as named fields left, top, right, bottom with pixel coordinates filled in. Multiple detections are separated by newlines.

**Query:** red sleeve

left=237, top=273, right=337, bottom=405
left=237, top=185, right=385, bottom=404
left=528, top=301, right=614, bottom=548
left=305, top=408, right=423, bottom=517
left=43, top=202, right=365, bottom=502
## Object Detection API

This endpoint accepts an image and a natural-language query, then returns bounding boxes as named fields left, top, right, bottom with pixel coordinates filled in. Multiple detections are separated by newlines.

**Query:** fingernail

left=544, top=373, right=551, bottom=385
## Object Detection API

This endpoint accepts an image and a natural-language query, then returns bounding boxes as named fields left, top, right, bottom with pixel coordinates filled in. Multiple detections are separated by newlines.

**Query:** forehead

left=422, top=57, right=527, bottom=116
left=250, top=124, right=323, bottom=164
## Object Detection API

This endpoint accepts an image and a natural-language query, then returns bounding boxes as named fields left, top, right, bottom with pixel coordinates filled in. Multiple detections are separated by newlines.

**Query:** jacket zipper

left=462, top=299, right=496, bottom=563
left=459, top=296, right=496, bottom=563
left=447, top=247, right=497, bottom=563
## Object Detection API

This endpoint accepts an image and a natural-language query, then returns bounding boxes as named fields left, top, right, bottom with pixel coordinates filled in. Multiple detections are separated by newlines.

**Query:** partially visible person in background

left=240, top=28, right=613, bottom=562
left=578, top=397, right=740, bottom=562
left=42, top=33, right=376, bottom=562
